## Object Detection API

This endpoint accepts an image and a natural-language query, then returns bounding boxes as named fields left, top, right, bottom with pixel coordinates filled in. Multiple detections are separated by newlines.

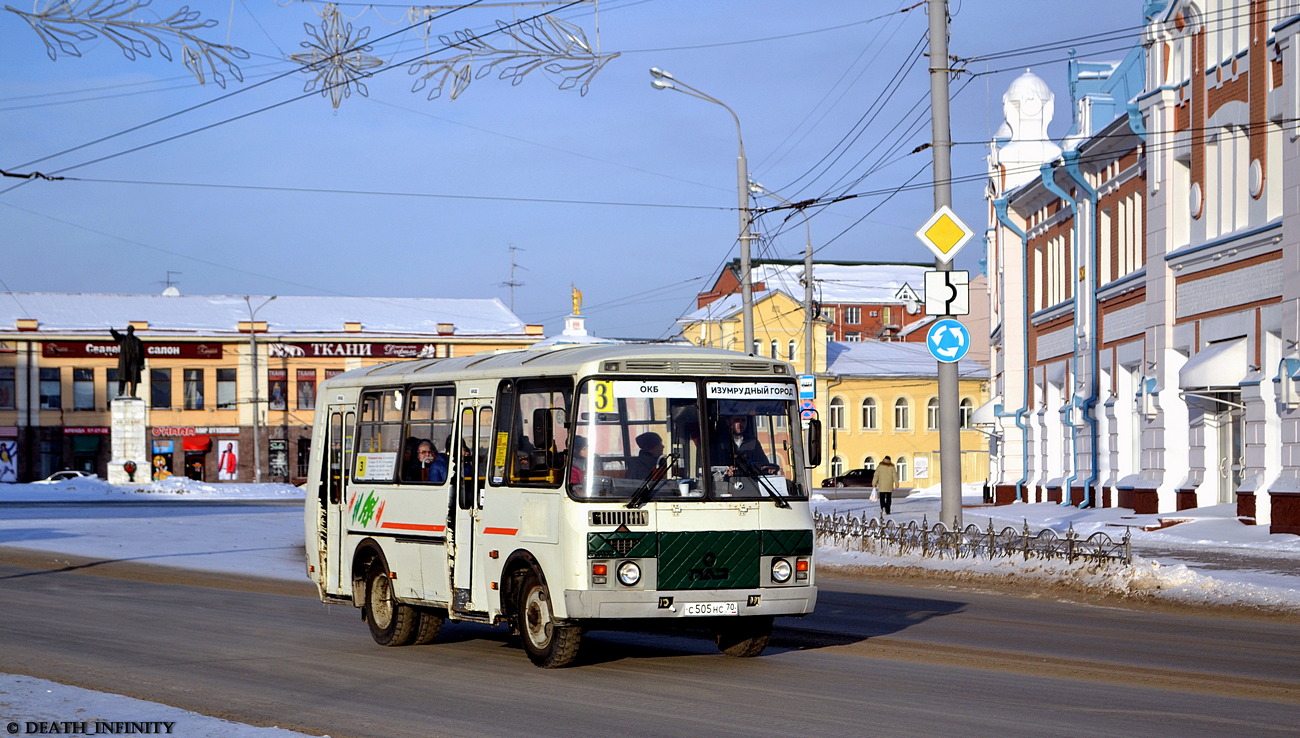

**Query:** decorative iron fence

left=813, top=511, right=1131, bottom=565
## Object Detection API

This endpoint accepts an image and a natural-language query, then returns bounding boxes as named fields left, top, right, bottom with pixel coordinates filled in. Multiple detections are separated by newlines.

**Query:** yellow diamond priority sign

left=915, top=205, right=973, bottom=263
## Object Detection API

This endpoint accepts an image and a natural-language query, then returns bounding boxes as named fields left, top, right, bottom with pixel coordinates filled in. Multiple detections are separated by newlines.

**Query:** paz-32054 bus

left=304, top=343, right=821, bottom=667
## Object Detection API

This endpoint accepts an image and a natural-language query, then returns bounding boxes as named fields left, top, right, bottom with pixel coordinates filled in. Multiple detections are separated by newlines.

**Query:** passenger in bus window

left=569, top=437, right=587, bottom=485
left=401, top=436, right=424, bottom=482
left=627, top=432, right=664, bottom=479
left=417, top=440, right=448, bottom=484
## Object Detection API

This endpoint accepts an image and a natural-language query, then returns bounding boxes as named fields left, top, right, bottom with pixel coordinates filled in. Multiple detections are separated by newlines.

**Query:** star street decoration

left=409, top=14, right=620, bottom=101
left=7, top=0, right=249, bottom=87
left=288, top=3, right=384, bottom=110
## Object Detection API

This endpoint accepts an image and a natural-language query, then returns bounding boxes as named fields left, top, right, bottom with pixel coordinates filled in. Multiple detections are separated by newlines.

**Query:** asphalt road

left=0, top=550, right=1297, bottom=737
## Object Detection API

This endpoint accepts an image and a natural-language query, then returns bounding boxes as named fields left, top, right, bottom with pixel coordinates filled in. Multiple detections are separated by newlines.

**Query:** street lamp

left=650, top=67, right=755, bottom=353
left=750, top=180, right=814, bottom=376
left=244, top=295, right=276, bottom=483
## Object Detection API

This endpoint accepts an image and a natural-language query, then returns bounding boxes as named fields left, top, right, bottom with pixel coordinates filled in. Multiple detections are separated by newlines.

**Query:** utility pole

left=928, top=0, right=963, bottom=527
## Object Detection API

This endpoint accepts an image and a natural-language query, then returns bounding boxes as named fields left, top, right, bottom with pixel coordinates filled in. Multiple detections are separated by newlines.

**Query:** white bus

left=304, top=343, right=821, bottom=667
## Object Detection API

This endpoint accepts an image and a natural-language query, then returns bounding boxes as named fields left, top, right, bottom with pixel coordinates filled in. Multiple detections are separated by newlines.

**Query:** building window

left=216, top=368, right=237, bottom=410
left=844, top=332, right=861, bottom=342
left=960, top=398, right=974, bottom=429
left=268, top=369, right=288, bottom=411
left=829, top=396, right=845, bottom=430
left=752, top=339, right=761, bottom=356
left=844, top=306, right=861, bottom=324
left=787, top=340, right=797, bottom=362
left=822, top=306, right=836, bottom=324
left=830, top=455, right=844, bottom=478
left=869, top=310, right=878, bottom=318
left=882, top=307, right=891, bottom=324
left=0, top=367, right=13, bottom=409
left=297, top=369, right=317, bottom=410
left=770, top=340, right=778, bottom=359
left=860, top=398, right=877, bottom=430
left=151, top=368, right=171, bottom=409
left=183, top=369, right=204, bottom=410
left=893, top=398, right=910, bottom=430
left=896, top=455, right=910, bottom=483
left=863, top=456, right=876, bottom=470
left=927, top=396, right=940, bottom=431
left=73, top=368, right=94, bottom=411
left=104, top=369, right=117, bottom=403
left=39, top=367, right=61, bottom=410
left=297, top=438, right=312, bottom=479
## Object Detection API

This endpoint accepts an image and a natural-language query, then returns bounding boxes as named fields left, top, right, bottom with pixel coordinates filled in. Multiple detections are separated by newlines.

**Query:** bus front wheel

left=517, top=570, right=581, bottom=668
left=715, top=616, right=773, bottom=657
left=364, top=562, right=419, bottom=646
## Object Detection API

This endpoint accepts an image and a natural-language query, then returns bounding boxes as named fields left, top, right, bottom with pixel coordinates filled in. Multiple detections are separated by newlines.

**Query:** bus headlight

left=616, top=560, right=641, bottom=586
left=771, top=558, right=793, bottom=583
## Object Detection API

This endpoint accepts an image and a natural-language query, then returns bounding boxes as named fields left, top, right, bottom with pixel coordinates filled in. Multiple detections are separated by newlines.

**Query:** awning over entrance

left=182, top=434, right=212, bottom=452
left=1179, top=338, right=1247, bottom=390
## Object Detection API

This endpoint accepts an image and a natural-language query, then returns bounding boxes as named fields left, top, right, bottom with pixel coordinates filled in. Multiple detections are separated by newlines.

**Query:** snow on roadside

left=1, top=476, right=304, bottom=502
left=0, top=674, right=319, bottom=737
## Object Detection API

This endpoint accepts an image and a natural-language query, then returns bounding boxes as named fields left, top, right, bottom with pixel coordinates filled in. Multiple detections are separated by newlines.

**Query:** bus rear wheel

left=715, top=616, right=773, bottom=657
left=517, top=570, right=581, bottom=668
left=413, top=607, right=444, bottom=645
left=364, top=562, right=418, bottom=646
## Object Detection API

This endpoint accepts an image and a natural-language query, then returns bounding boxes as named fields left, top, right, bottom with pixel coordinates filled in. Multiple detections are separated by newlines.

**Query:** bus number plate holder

left=683, top=602, right=739, bottom=616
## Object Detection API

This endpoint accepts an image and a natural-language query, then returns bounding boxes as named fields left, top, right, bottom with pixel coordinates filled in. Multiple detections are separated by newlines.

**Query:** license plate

left=683, top=601, right=739, bottom=616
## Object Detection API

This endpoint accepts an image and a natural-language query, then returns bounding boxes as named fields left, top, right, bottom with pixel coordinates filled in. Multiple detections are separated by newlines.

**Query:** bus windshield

left=568, top=378, right=805, bottom=502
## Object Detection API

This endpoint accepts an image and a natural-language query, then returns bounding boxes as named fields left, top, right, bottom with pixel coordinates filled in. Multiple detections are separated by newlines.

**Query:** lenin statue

left=110, top=325, right=144, bottom=397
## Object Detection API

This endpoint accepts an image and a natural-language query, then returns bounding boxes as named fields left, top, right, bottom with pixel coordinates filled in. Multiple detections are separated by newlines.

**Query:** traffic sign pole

left=927, top=0, right=962, bottom=528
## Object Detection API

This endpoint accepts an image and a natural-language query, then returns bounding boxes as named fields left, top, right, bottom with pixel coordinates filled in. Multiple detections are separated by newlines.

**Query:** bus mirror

left=805, top=418, right=822, bottom=467
left=532, top=408, right=554, bottom=450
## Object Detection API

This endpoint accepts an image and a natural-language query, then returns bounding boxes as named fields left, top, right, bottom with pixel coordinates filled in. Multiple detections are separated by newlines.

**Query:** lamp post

left=749, top=180, right=814, bottom=376
left=244, top=295, right=276, bottom=483
left=650, top=67, right=755, bottom=353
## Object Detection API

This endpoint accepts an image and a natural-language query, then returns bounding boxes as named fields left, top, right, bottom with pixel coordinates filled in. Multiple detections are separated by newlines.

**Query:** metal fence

left=814, top=511, right=1131, bottom=565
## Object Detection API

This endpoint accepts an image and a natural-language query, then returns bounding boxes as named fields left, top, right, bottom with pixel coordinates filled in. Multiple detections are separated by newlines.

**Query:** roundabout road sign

left=927, top=318, right=970, bottom=363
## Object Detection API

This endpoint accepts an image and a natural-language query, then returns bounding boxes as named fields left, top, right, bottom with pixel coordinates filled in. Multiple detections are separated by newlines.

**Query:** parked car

left=35, top=470, right=98, bottom=483
left=821, top=468, right=874, bottom=488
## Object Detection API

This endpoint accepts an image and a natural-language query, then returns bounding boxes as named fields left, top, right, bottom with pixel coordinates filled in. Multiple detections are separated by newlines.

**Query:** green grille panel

left=587, top=531, right=656, bottom=559
left=657, top=531, right=760, bottom=590
left=762, top=529, right=814, bottom=556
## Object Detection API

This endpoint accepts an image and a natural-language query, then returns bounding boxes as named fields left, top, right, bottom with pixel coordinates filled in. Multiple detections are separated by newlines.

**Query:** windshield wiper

left=729, top=453, right=791, bottom=508
left=626, top=453, right=676, bottom=509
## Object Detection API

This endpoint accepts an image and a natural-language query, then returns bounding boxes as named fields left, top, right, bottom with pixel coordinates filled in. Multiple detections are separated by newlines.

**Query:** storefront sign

left=43, top=342, right=224, bottom=359
left=64, top=426, right=110, bottom=435
left=152, top=426, right=197, bottom=437
left=197, top=426, right=240, bottom=435
left=267, top=342, right=439, bottom=359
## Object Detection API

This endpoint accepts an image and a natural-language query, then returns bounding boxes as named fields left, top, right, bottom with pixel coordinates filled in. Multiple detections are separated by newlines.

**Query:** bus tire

left=412, top=608, right=444, bottom=645
left=715, top=616, right=773, bottom=657
left=517, top=570, right=581, bottom=668
left=363, top=562, right=418, bottom=647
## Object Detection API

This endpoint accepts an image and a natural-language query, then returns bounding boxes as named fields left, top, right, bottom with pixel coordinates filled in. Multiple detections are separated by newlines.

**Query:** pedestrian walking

left=874, top=456, right=898, bottom=515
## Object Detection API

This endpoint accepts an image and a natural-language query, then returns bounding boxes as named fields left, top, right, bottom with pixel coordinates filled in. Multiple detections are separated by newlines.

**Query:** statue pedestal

left=108, top=397, right=147, bottom=485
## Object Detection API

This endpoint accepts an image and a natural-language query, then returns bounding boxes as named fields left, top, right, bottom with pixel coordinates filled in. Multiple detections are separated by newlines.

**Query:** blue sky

left=0, top=0, right=1142, bottom=339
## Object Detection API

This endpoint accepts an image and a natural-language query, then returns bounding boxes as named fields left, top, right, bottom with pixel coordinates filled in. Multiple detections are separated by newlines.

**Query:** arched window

left=893, top=398, right=910, bottom=430
left=752, top=339, right=761, bottom=356
left=787, top=339, right=797, bottom=362
left=926, top=397, right=940, bottom=431
left=960, top=398, right=974, bottom=429
left=896, top=455, right=909, bottom=483
left=829, top=396, right=846, bottom=430
left=863, top=456, right=876, bottom=471
left=830, top=455, right=844, bottom=478
left=770, top=340, right=778, bottom=358
left=861, top=397, right=878, bottom=430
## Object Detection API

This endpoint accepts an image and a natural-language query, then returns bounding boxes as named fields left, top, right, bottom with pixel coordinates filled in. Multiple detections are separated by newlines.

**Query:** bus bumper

left=562, top=586, right=817, bottom=619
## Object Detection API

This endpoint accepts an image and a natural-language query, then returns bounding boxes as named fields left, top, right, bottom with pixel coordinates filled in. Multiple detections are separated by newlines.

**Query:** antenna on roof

left=498, top=245, right=527, bottom=311
left=159, top=271, right=182, bottom=297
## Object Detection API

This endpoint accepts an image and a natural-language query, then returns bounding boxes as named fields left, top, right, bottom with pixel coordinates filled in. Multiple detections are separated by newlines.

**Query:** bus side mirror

left=805, top=418, right=822, bottom=468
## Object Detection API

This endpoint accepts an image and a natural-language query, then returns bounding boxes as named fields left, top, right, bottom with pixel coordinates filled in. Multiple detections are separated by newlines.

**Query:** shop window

left=297, top=369, right=317, bottom=410
left=73, top=368, right=94, bottom=411
left=183, top=369, right=204, bottom=410
left=39, top=367, right=61, bottom=410
left=268, top=369, right=287, bottom=411
left=151, top=368, right=171, bottom=409
left=216, top=368, right=237, bottom=410
left=0, top=367, right=13, bottom=409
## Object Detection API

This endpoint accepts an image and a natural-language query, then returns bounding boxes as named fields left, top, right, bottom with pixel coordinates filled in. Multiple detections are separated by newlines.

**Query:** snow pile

left=1, top=476, right=304, bottom=502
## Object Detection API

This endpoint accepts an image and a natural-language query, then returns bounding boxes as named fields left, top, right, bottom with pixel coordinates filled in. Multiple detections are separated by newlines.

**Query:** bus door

left=451, top=398, right=493, bottom=614
left=323, top=406, right=354, bottom=594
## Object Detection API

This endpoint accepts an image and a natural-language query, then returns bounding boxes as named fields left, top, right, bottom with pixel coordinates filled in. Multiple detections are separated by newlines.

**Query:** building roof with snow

left=826, top=340, right=988, bottom=379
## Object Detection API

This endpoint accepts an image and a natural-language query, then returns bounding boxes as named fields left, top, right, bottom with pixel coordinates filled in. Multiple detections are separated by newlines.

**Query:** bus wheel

left=517, top=570, right=581, bottom=668
left=364, top=562, right=418, bottom=646
left=412, top=608, right=444, bottom=645
left=715, top=616, right=773, bottom=657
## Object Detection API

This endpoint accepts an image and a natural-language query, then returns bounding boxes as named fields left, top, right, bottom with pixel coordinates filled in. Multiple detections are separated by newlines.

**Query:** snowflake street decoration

left=289, top=4, right=384, bottom=110
left=7, top=0, right=249, bottom=88
left=409, top=15, right=620, bottom=101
